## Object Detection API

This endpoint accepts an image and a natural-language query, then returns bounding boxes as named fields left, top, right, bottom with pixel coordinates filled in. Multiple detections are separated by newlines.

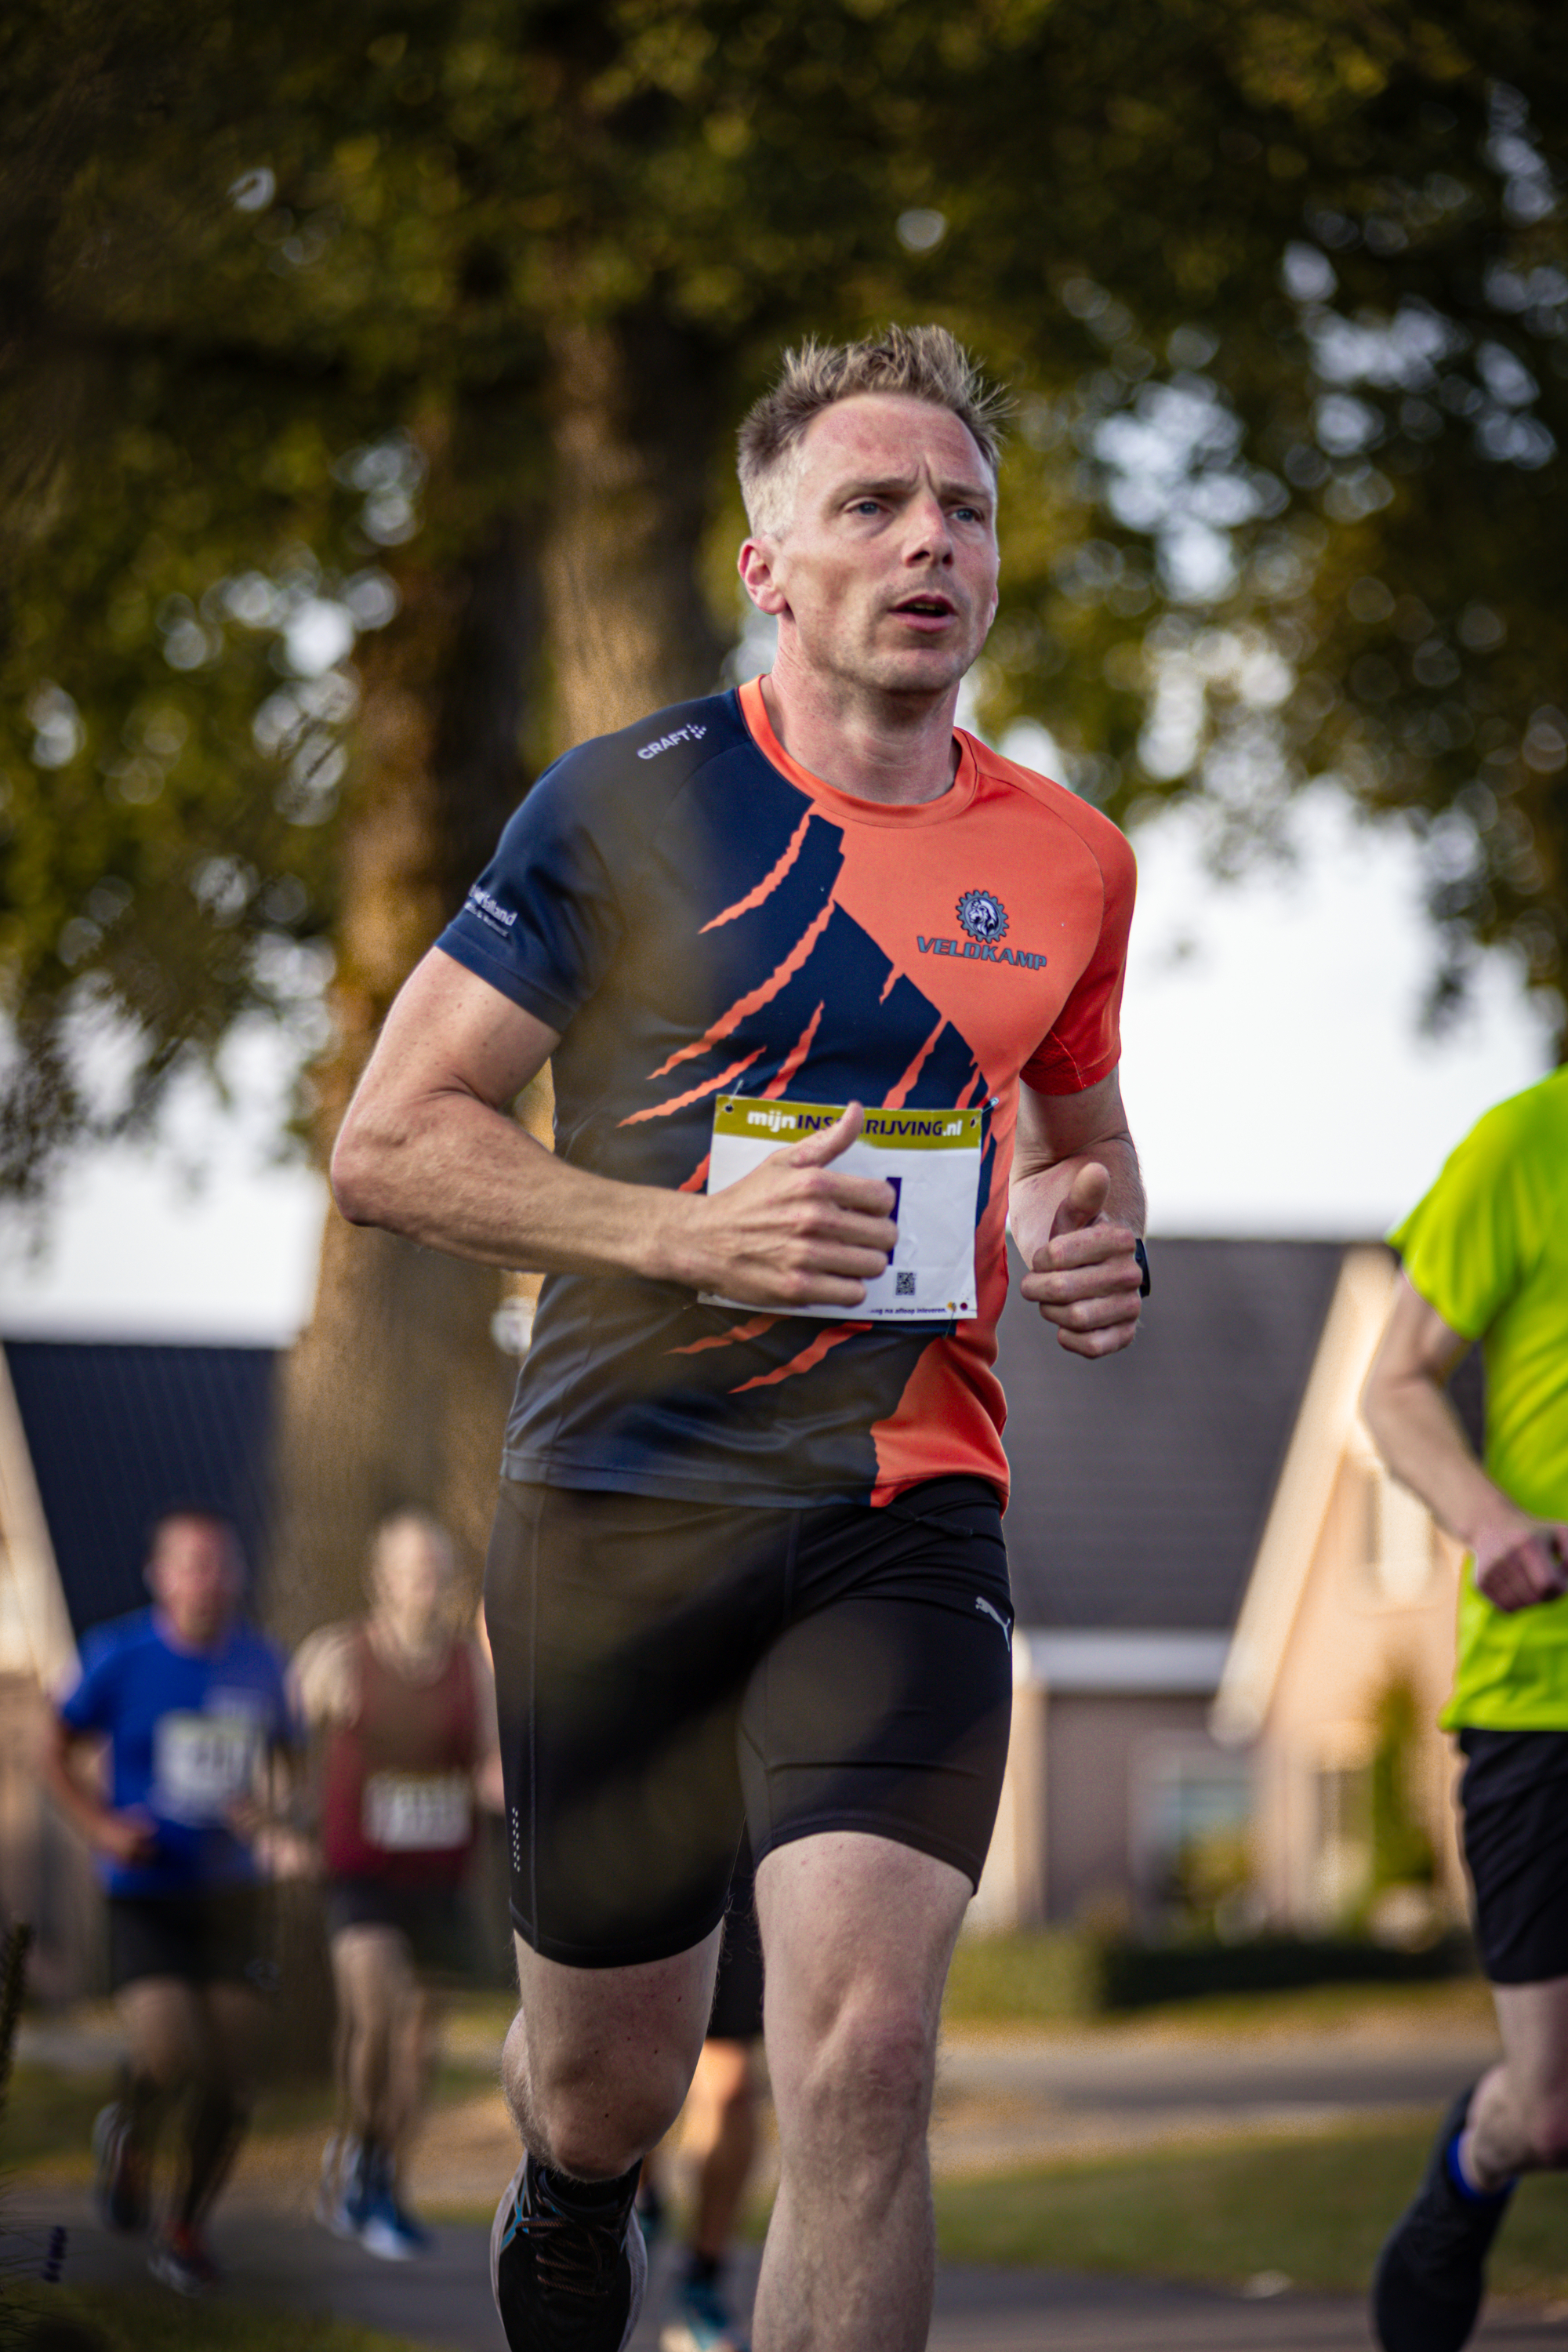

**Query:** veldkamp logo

left=956, top=888, right=1007, bottom=944
left=917, top=885, right=1047, bottom=971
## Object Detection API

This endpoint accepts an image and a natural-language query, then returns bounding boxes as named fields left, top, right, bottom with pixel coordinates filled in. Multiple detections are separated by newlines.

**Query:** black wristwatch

left=1134, top=1238, right=1151, bottom=1298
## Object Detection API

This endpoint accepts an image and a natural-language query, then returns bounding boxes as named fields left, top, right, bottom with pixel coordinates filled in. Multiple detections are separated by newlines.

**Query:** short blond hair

left=737, top=325, right=1009, bottom=535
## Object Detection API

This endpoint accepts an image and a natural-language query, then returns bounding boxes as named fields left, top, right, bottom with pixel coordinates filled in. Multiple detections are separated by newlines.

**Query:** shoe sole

left=489, top=2154, right=648, bottom=2352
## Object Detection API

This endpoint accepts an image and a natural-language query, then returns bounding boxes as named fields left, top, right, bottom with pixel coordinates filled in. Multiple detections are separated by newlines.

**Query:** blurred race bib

left=153, top=1711, right=262, bottom=1825
left=703, top=1095, right=981, bottom=1323
left=363, top=1770, right=472, bottom=1852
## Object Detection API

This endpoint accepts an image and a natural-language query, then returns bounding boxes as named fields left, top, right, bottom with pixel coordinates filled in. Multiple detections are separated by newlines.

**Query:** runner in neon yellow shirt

left=1362, top=1065, right=1568, bottom=2352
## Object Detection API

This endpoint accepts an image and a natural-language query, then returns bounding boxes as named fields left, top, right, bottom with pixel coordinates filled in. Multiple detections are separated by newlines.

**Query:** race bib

left=153, top=1711, right=262, bottom=1825
left=704, top=1095, right=982, bottom=1322
left=362, top=1771, right=473, bottom=1853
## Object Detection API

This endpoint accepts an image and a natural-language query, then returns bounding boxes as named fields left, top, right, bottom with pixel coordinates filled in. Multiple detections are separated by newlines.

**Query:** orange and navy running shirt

left=436, top=677, right=1135, bottom=1511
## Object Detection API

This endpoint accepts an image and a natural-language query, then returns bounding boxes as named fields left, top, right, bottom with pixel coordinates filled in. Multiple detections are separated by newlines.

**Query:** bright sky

left=0, top=779, right=1551, bottom=1345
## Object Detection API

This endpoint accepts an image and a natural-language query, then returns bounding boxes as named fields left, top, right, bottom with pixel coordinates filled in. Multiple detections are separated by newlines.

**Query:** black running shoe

left=1372, top=2087, right=1514, bottom=2352
left=490, top=2153, right=646, bottom=2351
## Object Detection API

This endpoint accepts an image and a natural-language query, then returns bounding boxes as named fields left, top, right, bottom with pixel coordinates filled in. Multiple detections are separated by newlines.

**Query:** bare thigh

left=756, top=1831, right=970, bottom=2113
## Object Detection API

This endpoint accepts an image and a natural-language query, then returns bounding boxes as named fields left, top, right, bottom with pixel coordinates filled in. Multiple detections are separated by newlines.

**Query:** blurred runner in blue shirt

left=42, top=1507, right=295, bottom=2298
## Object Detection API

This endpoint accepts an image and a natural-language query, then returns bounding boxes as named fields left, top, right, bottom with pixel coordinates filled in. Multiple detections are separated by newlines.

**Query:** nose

left=900, top=491, right=954, bottom=565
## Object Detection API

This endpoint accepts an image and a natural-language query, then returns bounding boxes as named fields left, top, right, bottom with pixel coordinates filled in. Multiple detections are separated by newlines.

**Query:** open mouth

left=893, top=594, right=956, bottom=620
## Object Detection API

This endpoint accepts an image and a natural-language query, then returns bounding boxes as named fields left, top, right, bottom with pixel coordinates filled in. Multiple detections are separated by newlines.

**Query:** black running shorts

left=707, top=1841, right=764, bottom=2043
left=1458, top=1729, right=1568, bottom=1985
left=323, top=1879, right=477, bottom=1981
left=485, top=1475, right=1014, bottom=1969
left=107, top=1889, right=274, bottom=1996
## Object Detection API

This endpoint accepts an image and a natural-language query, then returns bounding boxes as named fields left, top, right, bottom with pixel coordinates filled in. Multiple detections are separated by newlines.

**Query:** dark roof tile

left=996, top=1239, right=1348, bottom=1632
left=3, top=1341, right=277, bottom=1639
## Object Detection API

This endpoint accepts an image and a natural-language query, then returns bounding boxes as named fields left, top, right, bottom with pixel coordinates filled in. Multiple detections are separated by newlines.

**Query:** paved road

left=22, top=2194, right=1566, bottom=2351
left=940, top=2027, right=1502, bottom=2112
left=931, top=2022, right=1503, bottom=2170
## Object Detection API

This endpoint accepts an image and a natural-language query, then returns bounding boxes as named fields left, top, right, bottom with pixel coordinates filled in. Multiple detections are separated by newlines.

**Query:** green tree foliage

left=931, top=2, right=1568, bottom=1033
left=3, top=0, right=1566, bottom=1215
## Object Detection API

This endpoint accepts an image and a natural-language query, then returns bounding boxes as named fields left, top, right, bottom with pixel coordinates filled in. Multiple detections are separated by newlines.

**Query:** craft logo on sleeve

left=956, top=888, right=1008, bottom=944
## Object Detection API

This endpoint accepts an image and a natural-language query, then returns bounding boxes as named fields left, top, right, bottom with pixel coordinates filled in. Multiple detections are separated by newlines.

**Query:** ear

left=739, top=537, right=789, bottom=618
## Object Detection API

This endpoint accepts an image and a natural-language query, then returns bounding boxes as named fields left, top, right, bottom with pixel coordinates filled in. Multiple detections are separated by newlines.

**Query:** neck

left=369, top=1611, right=448, bottom=1672
left=155, top=1609, right=226, bottom=1657
left=760, top=649, right=960, bottom=806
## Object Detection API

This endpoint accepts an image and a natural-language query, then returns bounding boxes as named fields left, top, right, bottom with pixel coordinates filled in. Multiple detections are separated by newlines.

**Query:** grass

left=931, top=2118, right=1568, bottom=2299
left=7, top=1989, right=514, bottom=2181
left=942, top=1932, right=1497, bottom=2040
left=2, top=2069, right=118, bottom=2177
left=0, top=2283, right=445, bottom=2352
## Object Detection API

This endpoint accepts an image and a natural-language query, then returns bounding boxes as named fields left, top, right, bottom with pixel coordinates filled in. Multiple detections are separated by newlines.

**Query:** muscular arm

left=1362, top=1272, right=1568, bottom=1613
left=332, top=949, right=897, bottom=1312
left=1008, top=1071, right=1145, bottom=1359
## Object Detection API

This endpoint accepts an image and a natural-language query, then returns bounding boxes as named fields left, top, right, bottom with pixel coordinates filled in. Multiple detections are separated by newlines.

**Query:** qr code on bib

left=896, top=1271, right=916, bottom=1296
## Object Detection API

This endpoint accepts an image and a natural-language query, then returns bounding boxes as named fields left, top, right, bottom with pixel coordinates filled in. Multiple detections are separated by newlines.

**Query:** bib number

left=153, top=1712, right=261, bottom=1824
left=362, top=1771, right=473, bottom=1853
left=703, top=1095, right=982, bottom=1322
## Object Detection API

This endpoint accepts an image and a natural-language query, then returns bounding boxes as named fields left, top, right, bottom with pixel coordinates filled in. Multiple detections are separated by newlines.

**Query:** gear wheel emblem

left=955, top=889, right=1008, bottom=944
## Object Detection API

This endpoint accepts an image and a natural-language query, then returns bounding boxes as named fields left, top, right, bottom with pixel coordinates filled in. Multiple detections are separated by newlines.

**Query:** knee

left=502, top=2010, right=687, bottom=2182
left=794, top=1993, right=935, bottom=2151
left=129, top=2017, right=199, bottom=2091
left=520, top=2069, right=684, bottom=2181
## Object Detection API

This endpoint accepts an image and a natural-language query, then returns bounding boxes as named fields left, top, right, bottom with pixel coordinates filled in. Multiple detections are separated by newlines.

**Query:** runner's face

left=147, top=1518, right=242, bottom=1646
left=750, top=394, right=1000, bottom=702
left=371, top=1520, right=452, bottom=1643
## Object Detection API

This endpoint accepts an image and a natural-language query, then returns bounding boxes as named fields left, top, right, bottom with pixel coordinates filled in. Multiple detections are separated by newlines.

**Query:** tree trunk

left=271, top=307, right=728, bottom=1644
left=267, top=499, right=541, bottom=1645
left=543, top=308, right=728, bottom=744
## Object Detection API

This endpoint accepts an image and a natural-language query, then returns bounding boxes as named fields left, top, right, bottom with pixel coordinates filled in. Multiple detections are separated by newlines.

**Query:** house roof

left=996, top=1237, right=1348, bottom=1633
left=1210, top=1247, right=1486, bottom=1743
left=1, top=1341, right=277, bottom=1641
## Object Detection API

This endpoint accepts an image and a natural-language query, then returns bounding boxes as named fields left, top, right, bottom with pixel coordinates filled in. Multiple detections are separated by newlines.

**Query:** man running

left=1363, top=1065, right=1568, bottom=2352
left=292, top=1508, right=499, bottom=2259
left=332, top=324, right=1147, bottom=2352
left=42, top=1508, right=292, bottom=2296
